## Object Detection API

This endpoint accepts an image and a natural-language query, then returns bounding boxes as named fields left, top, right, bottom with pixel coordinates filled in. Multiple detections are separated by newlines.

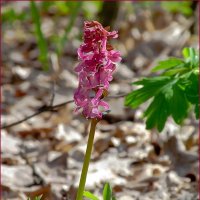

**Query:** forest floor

left=2, top=2, right=199, bottom=200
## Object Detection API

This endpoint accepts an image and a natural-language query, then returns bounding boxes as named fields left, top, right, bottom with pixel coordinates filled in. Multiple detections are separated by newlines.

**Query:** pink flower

left=74, top=21, right=121, bottom=119
left=82, top=89, right=109, bottom=119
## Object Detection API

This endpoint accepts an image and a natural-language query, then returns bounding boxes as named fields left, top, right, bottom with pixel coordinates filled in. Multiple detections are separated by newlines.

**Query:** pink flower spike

left=99, top=101, right=109, bottom=110
left=74, top=21, right=121, bottom=119
left=74, top=62, right=84, bottom=72
left=108, top=50, right=122, bottom=63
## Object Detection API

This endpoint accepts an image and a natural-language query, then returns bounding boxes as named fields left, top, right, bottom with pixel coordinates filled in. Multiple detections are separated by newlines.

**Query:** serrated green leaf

left=184, top=72, right=199, bottom=119
left=83, top=191, right=99, bottom=200
left=194, top=103, right=200, bottom=119
left=185, top=73, right=198, bottom=104
left=152, top=58, right=183, bottom=72
left=169, top=85, right=189, bottom=124
left=134, top=76, right=171, bottom=85
left=144, top=94, right=170, bottom=131
left=103, top=183, right=112, bottom=200
left=125, top=47, right=199, bottom=131
left=125, top=76, right=171, bottom=108
left=163, top=66, right=188, bottom=76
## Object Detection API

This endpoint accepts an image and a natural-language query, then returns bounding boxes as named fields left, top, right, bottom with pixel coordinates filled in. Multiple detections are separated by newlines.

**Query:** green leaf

left=143, top=82, right=189, bottom=131
left=182, top=47, right=195, bottom=59
left=30, top=1, right=49, bottom=71
left=194, top=103, right=200, bottom=119
left=35, top=195, right=43, bottom=200
left=185, top=73, right=198, bottom=104
left=103, top=183, right=112, bottom=200
left=144, top=93, right=170, bottom=131
left=83, top=191, right=99, bottom=200
left=184, top=72, right=199, bottom=119
left=169, top=85, right=189, bottom=124
left=125, top=47, right=199, bottom=132
left=125, top=76, right=171, bottom=108
left=27, top=195, right=43, bottom=200
left=182, top=47, right=198, bottom=69
left=163, top=66, right=188, bottom=76
left=152, top=58, right=183, bottom=72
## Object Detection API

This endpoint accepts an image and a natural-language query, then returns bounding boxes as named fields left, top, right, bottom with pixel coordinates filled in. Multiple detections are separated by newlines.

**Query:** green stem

left=76, top=119, right=98, bottom=200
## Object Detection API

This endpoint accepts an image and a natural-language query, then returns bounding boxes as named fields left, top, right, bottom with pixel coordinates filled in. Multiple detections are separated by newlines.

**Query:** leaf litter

left=2, top=2, right=198, bottom=200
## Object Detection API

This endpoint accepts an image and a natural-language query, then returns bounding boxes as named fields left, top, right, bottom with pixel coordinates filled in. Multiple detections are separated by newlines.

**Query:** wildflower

left=74, top=21, right=121, bottom=119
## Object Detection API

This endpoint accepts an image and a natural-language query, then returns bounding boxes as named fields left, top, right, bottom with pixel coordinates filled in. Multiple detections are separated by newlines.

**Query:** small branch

left=1, top=100, right=74, bottom=129
left=1, top=93, right=127, bottom=129
left=107, top=93, right=127, bottom=99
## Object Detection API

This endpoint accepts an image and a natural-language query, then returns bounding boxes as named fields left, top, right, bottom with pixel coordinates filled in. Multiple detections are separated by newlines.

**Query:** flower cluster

left=74, top=21, right=121, bottom=119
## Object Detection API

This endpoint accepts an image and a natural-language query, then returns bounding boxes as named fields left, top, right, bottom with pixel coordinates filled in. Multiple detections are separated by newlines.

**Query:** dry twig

left=2, top=93, right=127, bottom=129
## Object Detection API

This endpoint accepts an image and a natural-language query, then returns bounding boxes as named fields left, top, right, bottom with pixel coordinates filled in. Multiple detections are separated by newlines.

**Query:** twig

left=2, top=100, right=74, bottom=129
left=1, top=93, right=127, bottom=129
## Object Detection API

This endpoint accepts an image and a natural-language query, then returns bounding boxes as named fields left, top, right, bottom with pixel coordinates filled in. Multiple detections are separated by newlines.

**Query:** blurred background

left=2, top=1, right=199, bottom=200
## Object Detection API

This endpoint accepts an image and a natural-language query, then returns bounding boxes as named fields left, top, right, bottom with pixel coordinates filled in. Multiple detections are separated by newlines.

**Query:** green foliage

left=29, top=2, right=83, bottom=69
left=83, top=183, right=116, bottom=200
left=3, top=2, right=83, bottom=71
left=161, top=2, right=193, bottom=16
left=103, top=183, right=116, bottom=200
left=125, top=47, right=199, bottom=132
left=82, top=1, right=103, bottom=19
left=30, top=1, right=49, bottom=71
left=152, top=58, right=184, bottom=72
left=2, top=8, right=28, bottom=23
left=135, top=1, right=193, bottom=16
left=83, top=191, right=99, bottom=200
left=27, top=195, right=43, bottom=200
left=56, top=2, right=83, bottom=56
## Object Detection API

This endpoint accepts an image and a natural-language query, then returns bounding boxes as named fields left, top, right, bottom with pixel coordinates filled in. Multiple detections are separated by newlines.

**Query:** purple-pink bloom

left=74, top=21, right=121, bottom=119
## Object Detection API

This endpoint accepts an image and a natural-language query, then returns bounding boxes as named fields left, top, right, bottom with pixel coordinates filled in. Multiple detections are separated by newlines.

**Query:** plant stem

left=76, top=119, right=98, bottom=200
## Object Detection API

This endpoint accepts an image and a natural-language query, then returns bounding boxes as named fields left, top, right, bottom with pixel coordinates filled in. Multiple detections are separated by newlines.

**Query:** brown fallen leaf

left=25, top=184, right=51, bottom=200
left=94, top=136, right=111, bottom=156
